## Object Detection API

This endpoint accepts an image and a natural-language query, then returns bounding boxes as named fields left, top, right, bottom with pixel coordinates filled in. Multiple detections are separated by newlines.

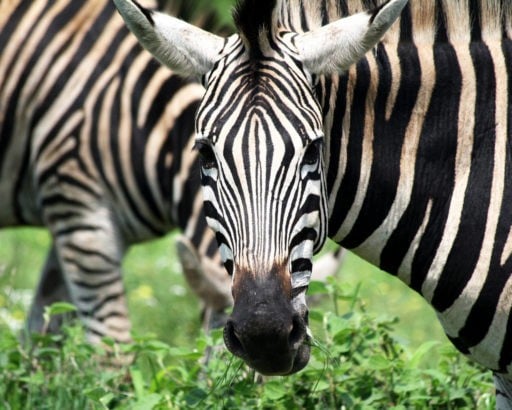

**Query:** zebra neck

left=324, top=37, right=512, bottom=304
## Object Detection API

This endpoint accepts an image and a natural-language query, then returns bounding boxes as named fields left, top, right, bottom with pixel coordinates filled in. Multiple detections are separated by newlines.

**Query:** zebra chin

left=223, top=263, right=312, bottom=375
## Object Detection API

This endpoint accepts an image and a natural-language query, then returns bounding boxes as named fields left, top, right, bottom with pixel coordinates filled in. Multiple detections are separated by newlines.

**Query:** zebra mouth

left=223, top=314, right=311, bottom=375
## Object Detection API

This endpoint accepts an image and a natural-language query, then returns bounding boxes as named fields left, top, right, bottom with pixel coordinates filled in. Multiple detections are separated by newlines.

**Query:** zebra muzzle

left=224, top=268, right=311, bottom=375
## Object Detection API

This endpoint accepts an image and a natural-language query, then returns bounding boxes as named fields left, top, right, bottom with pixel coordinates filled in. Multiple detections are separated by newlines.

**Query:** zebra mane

left=233, top=0, right=277, bottom=58
left=276, top=0, right=512, bottom=43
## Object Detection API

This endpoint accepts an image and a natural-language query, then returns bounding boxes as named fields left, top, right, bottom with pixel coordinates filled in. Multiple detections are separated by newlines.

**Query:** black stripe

left=0, top=1, right=49, bottom=150
left=324, top=75, right=347, bottom=203
left=65, top=243, right=119, bottom=266
left=432, top=42, right=496, bottom=312
left=1, top=1, right=84, bottom=185
left=435, top=2, right=448, bottom=43
left=45, top=212, right=85, bottom=223
left=79, top=291, right=125, bottom=316
left=40, top=193, right=93, bottom=210
left=403, top=43, right=460, bottom=292
left=224, top=259, right=234, bottom=276
left=342, top=43, right=419, bottom=249
left=133, top=71, right=189, bottom=225
left=203, top=200, right=222, bottom=222
left=64, top=258, right=116, bottom=276
left=55, top=225, right=101, bottom=237
left=289, top=227, right=316, bottom=249
left=31, top=1, right=114, bottom=138
left=380, top=42, right=461, bottom=282
left=398, top=3, right=413, bottom=43
left=469, top=0, right=482, bottom=42
left=0, top=1, right=37, bottom=59
left=291, top=258, right=312, bottom=273
left=446, top=335, right=470, bottom=354
left=297, top=194, right=320, bottom=216
left=329, top=58, right=371, bottom=241
left=175, top=108, right=203, bottom=227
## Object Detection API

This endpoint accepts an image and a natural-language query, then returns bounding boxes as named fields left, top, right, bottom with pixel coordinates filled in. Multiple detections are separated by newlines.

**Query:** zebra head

left=114, top=0, right=407, bottom=375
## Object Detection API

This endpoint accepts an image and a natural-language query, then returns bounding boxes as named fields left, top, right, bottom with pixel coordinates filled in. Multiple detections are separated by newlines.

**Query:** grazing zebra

left=0, top=0, right=238, bottom=345
left=0, top=0, right=342, bottom=346
left=116, top=0, right=512, bottom=404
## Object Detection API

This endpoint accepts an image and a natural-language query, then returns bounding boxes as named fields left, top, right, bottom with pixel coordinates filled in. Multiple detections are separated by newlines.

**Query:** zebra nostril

left=224, top=320, right=245, bottom=358
left=288, top=314, right=306, bottom=348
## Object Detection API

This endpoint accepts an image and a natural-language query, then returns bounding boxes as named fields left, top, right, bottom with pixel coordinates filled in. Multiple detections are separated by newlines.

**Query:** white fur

left=113, top=0, right=224, bottom=76
left=296, top=0, right=408, bottom=74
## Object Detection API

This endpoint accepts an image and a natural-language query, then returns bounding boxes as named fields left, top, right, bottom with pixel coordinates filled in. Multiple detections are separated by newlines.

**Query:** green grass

left=0, top=229, right=444, bottom=350
left=0, top=228, right=496, bottom=409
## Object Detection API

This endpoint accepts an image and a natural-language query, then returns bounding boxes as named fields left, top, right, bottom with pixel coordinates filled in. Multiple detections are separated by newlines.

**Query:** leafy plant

left=0, top=279, right=494, bottom=409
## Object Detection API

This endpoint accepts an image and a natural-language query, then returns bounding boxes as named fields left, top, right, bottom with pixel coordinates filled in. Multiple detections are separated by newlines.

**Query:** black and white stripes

left=0, top=0, right=230, bottom=344
left=282, top=0, right=512, bottom=396
left=116, top=0, right=512, bottom=397
left=194, top=33, right=328, bottom=288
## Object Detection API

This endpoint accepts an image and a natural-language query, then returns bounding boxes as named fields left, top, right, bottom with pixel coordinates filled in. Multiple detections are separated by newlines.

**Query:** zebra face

left=114, top=0, right=408, bottom=375
left=194, top=35, right=328, bottom=375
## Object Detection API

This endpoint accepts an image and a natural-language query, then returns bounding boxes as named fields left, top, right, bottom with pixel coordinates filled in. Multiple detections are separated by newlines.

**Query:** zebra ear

left=113, top=0, right=225, bottom=77
left=296, top=0, right=408, bottom=74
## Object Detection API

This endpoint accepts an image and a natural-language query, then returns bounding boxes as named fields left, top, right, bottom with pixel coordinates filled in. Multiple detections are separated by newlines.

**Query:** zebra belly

left=435, top=276, right=512, bottom=379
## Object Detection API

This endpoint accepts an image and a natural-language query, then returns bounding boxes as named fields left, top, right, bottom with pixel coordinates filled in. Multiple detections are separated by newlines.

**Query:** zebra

left=0, top=0, right=343, bottom=348
left=116, top=0, right=512, bottom=405
left=0, top=0, right=237, bottom=346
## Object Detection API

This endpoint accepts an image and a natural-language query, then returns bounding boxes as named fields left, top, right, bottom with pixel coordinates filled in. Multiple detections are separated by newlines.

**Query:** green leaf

left=263, top=380, right=287, bottom=401
left=167, top=346, right=202, bottom=360
left=130, top=393, right=162, bottom=410
left=130, top=367, right=147, bottom=398
left=312, top=379, right=330, bottom=392
left=308, top=309, right=324, bottom=323
left=99, top=392, right=116, bottom=408
left=367, top=354, right=391, bottom=370
left=308, top=280, right=328, bottom=295
left=185, top=387, right=208, bottom=407
left=325, top=314, right=350, bottom=336
left=44, top=302, right=77, bottom=316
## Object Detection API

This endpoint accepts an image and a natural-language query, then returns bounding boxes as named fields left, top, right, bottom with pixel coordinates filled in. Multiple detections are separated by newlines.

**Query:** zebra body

left=0, top=0, right=233, bottom=344
left=116, top=0, right=512, bottom=403
left=322, top=5, right=512, bottom=376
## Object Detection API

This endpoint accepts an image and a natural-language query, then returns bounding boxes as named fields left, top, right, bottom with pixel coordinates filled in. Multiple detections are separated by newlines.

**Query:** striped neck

left=325, top=35, right=511, bottom=311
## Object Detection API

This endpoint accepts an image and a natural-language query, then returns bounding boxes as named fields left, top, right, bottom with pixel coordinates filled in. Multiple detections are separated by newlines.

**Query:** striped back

left=0, top=0, right=233, bottom=345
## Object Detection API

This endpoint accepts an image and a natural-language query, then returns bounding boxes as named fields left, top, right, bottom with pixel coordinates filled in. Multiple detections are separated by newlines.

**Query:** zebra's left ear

left=113, top=0, right=225, bottom=77
left=296, top=0, right=408, bottom=74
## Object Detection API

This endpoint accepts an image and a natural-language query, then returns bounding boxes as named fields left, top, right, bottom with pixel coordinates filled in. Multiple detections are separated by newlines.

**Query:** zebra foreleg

left=26, top=245, right=76, bottom=335
left=495, top=373, right=512, bottom=410
left=49, top=212, right=132, bottom=347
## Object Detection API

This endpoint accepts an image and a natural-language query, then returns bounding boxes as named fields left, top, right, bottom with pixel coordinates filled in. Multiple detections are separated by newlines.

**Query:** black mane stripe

left=233, top=0, right=277, bottom=57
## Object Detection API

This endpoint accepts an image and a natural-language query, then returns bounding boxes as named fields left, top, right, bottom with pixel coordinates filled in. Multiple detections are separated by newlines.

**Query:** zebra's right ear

left=296, top=0, right=407, bottom=74
left=113, top=0, right=225, bottom=77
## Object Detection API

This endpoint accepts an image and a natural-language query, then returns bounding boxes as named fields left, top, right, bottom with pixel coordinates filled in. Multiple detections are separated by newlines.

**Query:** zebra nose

left=223, top=319, right=245, bottom=358
left=223, top=312, right=308, bottom=375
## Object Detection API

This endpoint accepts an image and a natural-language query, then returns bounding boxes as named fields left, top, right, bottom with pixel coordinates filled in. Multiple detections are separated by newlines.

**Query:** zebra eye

left=303, top=140, right=321, bottom=166
left=195, top=141, right=217, bottom=170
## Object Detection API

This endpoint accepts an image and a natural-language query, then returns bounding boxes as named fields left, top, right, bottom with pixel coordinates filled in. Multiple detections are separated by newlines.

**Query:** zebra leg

left=26, top=245, right=76, bottom=334
left=495, top=373, right=512, bottom=409
left=175, top=235, right=232, bottom=331
left=49, top=214, right=131, bottom=346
